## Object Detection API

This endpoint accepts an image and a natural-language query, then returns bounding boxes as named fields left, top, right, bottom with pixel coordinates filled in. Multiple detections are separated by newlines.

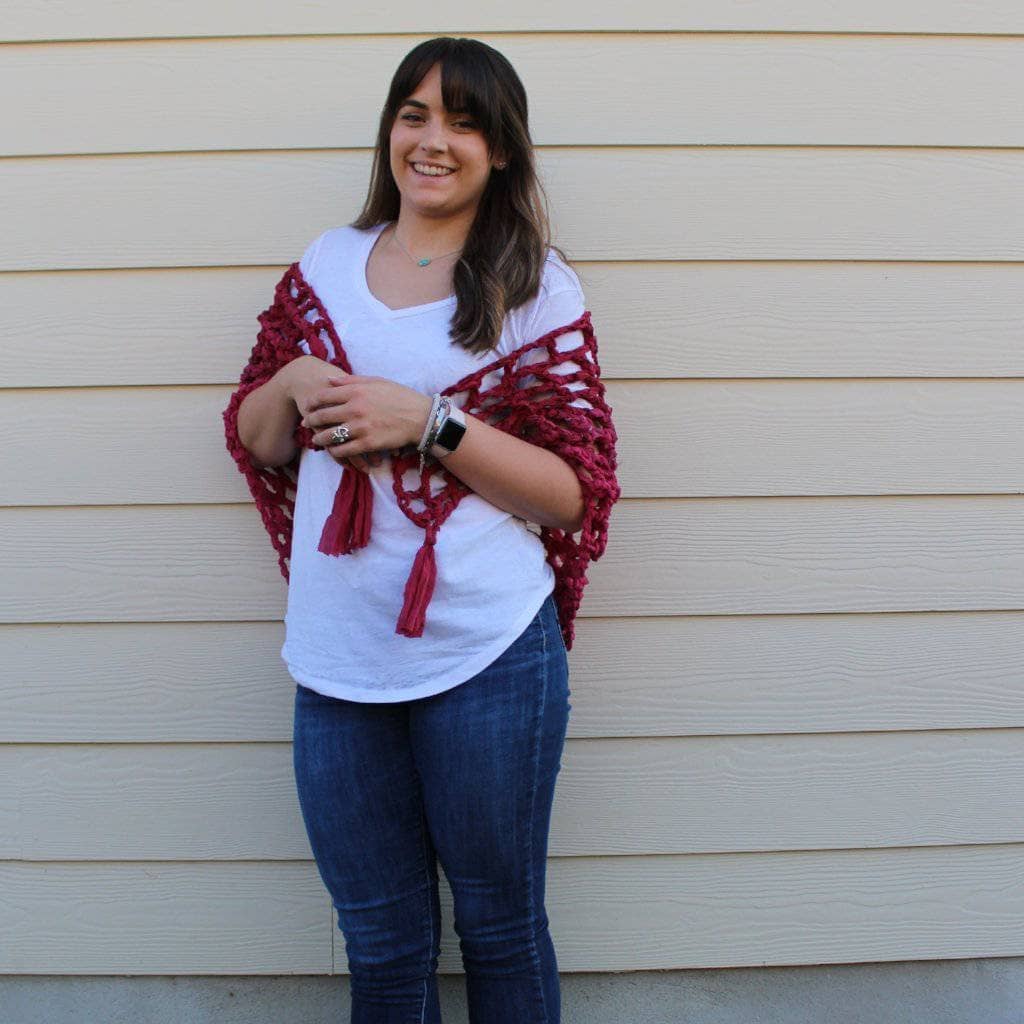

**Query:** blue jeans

left=292, top=591, right=571, bottom=1024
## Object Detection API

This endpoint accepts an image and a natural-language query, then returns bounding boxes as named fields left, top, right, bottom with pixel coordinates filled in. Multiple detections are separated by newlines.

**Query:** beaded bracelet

left=416, top=393, right=451, bottom=472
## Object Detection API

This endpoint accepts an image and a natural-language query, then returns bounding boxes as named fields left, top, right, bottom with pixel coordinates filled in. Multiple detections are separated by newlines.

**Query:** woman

left=224, top=36, right=619, bottom=1024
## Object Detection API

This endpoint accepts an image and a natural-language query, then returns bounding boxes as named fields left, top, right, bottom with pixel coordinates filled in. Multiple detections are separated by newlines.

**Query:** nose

left=418, top=120, right=448, bottom=155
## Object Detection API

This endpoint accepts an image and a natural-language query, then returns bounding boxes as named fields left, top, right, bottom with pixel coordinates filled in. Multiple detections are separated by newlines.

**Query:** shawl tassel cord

left=222, top=262, right=620, bottom=650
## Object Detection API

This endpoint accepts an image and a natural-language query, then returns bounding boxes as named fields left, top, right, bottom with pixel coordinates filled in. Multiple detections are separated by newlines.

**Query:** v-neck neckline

left=356, top=221, right=458, bottom=319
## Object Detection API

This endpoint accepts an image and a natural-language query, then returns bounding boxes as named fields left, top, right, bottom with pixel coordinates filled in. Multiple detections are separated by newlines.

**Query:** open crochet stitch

left=222, top=261, right=620, bottom=651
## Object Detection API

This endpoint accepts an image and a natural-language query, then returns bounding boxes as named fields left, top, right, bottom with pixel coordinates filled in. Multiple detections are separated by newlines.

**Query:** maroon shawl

left=223, top=262, right=620, bottom=651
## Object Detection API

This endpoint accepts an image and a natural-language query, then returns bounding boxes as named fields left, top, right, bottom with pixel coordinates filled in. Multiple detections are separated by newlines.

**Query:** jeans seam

left=526, top=604, right=551, bottom=1024
left=416, top=772, right=435, bottom=1024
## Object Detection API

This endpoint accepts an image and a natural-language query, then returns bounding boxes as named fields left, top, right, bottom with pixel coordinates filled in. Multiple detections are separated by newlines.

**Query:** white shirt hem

left=283, top=584, right=555, bottom=703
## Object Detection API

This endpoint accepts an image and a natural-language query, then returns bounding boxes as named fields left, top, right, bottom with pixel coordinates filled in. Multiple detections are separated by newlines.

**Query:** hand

left=300, top=374, right=434, bottom=467
left=281, top=357, right=395, bottom=472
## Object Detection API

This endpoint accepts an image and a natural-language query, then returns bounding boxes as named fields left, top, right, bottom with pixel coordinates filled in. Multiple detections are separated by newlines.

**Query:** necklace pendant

left=417, top=257, right=430, bottom=267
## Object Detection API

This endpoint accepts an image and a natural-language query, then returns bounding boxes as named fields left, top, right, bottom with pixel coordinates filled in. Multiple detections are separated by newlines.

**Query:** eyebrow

left=399, top=98, right=472, bottom=114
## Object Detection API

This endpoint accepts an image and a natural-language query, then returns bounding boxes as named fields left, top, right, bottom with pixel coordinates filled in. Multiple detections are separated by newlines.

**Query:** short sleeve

left=525, top=289, right=584, bottom=343
left=298, top=230, right=328, bottom=278
left=514, top=257, right=592, bottom=411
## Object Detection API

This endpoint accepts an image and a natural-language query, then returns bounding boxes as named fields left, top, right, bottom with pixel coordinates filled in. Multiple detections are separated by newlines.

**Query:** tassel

left=350, top=471, right=372, bottom=548
left=318, top=468, right=372, bottom=556
left=396, top=534, right=438, bottom=637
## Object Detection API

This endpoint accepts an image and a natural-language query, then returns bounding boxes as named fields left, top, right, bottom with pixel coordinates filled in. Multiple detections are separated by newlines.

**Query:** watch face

left=435, top=417, right=466, bottom=450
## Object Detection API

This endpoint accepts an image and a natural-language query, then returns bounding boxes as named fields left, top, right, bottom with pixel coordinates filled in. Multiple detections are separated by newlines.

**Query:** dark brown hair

left=351, top=36, right=572, bottom=356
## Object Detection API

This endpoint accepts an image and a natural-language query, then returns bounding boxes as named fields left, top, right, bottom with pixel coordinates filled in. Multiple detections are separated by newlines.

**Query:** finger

left=312, top=426, right=356, bottom=449
left=309, top=382, right=353, bottom=411
left=325, top=434, right=364, bottom=462
left=302, top=401, right=346, bottom=425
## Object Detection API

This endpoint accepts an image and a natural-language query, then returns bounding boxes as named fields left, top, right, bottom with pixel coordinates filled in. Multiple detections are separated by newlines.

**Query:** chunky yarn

left=223, top=262, right=620, bottom=650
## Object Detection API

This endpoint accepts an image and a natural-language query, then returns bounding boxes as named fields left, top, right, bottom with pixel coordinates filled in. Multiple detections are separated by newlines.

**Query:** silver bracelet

left=419, top=396, right=451, bottom=454
left=416, top=394, right=452, bottom=472
left=417, top=393, right=444, bottom=453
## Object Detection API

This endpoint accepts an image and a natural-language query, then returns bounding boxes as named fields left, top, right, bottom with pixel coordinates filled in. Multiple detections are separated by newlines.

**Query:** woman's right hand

left=279, top=356, right=388, bottom=472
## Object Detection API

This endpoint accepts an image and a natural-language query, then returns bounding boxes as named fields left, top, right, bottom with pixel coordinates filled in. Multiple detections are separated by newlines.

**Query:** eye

left=399, top=112, right=475, bottom=129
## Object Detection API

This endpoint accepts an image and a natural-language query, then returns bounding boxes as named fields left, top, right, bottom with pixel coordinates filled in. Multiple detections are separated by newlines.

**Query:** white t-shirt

left=279, top=220, right=589, bottom=702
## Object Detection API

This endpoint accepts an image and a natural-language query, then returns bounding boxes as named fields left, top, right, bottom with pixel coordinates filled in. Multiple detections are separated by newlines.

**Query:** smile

left=411, top=162, right=456, bottom=177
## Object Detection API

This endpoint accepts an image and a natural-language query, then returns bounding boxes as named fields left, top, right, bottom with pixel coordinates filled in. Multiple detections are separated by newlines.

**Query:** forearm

left=236, top=364, right=301, bottom=469
left=438, top=411, right=585, bottom=533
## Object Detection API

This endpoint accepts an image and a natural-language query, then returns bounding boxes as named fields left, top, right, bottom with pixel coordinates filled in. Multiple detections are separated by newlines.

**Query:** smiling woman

left=387, top=63, right=499, bottom=229
left=223, top=35, right=620, bottom=1024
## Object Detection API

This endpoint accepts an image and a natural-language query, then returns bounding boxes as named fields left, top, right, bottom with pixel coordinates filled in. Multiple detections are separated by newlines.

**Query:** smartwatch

left=430, top=404, right=467, bottom=458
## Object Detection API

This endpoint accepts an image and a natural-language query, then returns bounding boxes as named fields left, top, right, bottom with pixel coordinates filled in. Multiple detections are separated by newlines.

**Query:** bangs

left=390, top=41, right=503, bottom=144
left=440, top=59, right=496, bottom=130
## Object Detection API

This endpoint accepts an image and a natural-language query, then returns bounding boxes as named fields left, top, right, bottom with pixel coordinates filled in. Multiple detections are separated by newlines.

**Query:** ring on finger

left=328, top=423, right=351, bottom=446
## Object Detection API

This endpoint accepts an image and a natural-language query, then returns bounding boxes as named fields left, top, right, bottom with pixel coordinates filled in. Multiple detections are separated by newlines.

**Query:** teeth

left=413, top=163, right=454, bottom=176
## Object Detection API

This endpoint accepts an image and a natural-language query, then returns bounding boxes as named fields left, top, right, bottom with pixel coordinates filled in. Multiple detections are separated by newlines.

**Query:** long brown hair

left=351, top=37, right=572, bottom=356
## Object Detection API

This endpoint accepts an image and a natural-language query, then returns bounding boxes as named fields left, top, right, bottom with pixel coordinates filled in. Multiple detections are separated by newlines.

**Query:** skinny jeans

left=292, top=591, right=571, bottom=1023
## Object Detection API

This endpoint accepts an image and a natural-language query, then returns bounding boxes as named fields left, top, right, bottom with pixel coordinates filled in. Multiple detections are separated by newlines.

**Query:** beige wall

left=2, top=4, right=1024, bottom=974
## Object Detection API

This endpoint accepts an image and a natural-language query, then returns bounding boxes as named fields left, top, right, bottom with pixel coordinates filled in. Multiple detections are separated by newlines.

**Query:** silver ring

left=328, top=424, right=351, bottom=446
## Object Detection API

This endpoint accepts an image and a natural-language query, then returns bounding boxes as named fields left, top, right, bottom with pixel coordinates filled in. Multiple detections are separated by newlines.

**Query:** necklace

left=389, top=226, right=463, bottom=267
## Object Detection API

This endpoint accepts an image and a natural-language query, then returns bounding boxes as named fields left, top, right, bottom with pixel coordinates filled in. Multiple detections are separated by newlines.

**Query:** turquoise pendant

left=417, top=257, right=430, bottom=266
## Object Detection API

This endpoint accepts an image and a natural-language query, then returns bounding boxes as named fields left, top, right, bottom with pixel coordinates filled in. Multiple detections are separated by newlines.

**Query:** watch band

left=430, top=404, right=466, bottom=458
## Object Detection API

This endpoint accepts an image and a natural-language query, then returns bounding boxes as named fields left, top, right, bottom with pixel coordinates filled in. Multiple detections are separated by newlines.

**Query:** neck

left=391, top=206, right=476, bottom=256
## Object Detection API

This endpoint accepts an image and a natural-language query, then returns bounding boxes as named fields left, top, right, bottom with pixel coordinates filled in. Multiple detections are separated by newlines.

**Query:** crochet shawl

left=222, top=262, right=620, bottom=651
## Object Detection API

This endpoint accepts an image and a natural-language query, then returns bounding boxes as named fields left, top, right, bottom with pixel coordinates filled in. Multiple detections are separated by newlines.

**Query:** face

left=389, top=62, right=503, bottom=220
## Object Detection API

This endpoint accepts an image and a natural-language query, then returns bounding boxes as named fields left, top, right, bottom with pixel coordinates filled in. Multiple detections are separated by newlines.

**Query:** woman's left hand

left=301, top=375, right=434, bottom=465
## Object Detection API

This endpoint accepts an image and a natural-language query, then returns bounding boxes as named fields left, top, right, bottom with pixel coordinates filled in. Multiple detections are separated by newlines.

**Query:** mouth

left=410, top=162, right=457, bottom=178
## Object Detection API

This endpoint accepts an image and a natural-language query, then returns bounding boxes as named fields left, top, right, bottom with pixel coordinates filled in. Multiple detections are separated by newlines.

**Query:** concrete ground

left=2, top=958, right=1023, bottom=1024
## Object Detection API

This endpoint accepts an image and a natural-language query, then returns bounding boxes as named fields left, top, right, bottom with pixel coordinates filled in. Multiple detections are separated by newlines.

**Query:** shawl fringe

left=317, top=466, right=371, bottom=556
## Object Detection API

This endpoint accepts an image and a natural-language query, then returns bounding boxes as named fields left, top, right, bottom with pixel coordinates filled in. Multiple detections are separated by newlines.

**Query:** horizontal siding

left=4, top=35, right=1024, bottom=155
left=3, top=499, right=1024, bottom=622
left=4, top=17, right=1024, bottom=980
left=0, top=862, right=331, bottom=974
left=4, top=149, right=1024, bottom=271
left=4, top=613, right=1024, bottom=743
left=4, top=262, right=1023, bottom=388
left=5, top=846, right=1024, bottom=973
left=3, top=2, right=1024, bottom=40
left=4, top=730, right=1024, bottom=859
left=5, top=380, right=1024, bottom=504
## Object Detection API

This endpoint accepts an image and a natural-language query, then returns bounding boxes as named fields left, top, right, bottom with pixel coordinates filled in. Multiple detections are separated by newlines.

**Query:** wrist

left=415, top=393, right=467, bottom=458
left=275, top=357, right=306, bottom=405
left=429, top=403, right=467, bottom=458
left=412, top=392, right=436, bottom=446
